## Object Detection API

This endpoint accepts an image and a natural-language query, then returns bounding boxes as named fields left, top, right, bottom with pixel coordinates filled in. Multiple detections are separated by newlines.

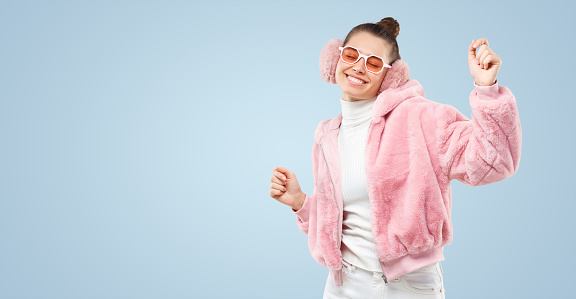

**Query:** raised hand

left=468, top=38, right=502, bottom=86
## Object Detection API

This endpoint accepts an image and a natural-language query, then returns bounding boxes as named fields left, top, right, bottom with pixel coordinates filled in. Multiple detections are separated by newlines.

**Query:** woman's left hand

left=468, top=38, right=501, bottom=86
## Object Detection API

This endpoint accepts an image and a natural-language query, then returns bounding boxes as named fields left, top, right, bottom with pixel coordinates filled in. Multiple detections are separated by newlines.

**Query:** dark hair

left=342, top=17, right=400, bottom=65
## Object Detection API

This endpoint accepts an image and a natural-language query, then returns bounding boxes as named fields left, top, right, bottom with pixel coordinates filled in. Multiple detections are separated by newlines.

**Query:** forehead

left=345, top=31, right=389, bottom=58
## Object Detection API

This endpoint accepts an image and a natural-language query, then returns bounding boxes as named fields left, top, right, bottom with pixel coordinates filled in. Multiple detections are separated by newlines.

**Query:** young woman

left=269, top=17, right=521, bottom=298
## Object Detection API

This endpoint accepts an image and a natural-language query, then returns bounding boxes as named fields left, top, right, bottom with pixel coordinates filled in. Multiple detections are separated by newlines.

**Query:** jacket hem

left=329, top=245, right=445, bottom=287
left=382, top=245, right=445, bottom=280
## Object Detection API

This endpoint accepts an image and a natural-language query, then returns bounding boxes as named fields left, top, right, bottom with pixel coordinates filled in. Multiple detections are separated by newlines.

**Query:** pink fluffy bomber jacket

left=292, top=48, right=522, bottom=287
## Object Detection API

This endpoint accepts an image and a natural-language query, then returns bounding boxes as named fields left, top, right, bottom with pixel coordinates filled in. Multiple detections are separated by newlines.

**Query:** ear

left=319, top=39, right=343, bottom=84
left=377, top=57, right=410, bottom=94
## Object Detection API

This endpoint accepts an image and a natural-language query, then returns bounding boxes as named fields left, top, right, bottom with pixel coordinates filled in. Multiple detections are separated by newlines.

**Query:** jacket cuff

left=473, top=79, right=500, bottom=100
left=292, top=193, right=311, bottom=222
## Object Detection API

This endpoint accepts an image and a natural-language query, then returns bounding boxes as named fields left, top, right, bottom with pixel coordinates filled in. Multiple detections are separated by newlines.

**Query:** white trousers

left=323, top=259, right=446, bottom=299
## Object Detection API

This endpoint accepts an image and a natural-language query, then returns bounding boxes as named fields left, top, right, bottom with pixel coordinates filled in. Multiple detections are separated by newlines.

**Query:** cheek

left=335, top=62, right=347, bottom=84
left=376, top=71, right=388, bottom=85
left=335, top=61, right=346, bottom=74
left=370, top=73, right=386, bottom=88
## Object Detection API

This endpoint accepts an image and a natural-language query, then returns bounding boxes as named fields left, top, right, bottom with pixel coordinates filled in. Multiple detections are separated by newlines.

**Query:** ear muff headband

left=319, top=38, right=411, bottom=94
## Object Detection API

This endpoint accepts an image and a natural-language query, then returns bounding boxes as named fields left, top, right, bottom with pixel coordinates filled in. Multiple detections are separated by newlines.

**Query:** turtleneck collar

left=340, top=96, right=377, bottom=127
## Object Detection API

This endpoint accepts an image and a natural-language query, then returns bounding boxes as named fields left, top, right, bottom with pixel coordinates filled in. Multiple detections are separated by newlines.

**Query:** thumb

left=468, top=39, right=478, bottom=62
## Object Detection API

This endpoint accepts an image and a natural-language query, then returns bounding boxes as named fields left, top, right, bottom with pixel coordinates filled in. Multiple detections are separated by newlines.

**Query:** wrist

left=292, top=191, right=306, bottom=211
left=474, top=79, right=497, bottom=86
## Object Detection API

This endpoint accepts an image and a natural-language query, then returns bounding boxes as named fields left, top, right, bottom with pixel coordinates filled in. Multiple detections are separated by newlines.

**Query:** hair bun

left=376, top=17, right=400, bottom=38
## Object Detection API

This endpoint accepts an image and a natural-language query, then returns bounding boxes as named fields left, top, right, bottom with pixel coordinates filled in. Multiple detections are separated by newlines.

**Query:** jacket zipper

left=319, top=140, right=343, bottom=283
left=365, top=121, right=389, bottom=285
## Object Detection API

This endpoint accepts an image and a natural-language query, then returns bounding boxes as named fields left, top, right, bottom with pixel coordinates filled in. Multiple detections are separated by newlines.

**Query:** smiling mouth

left=346, top=74, right=367, bottom=85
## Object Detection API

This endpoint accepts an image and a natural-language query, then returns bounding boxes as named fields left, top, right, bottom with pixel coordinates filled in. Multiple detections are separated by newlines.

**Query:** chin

left=337, top=77, right=378, bottom=99
left=344, top=89, right=378, bottom=100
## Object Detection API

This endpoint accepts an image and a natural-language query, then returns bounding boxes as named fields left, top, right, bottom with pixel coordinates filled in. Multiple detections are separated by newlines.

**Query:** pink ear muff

left=319, top=39, right=343, bottom=84
left=319, top=39, right=411, bottom=94
left=378, top=56, right=410, bottom=93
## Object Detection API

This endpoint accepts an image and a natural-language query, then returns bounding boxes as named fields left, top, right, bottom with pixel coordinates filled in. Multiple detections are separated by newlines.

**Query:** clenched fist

left=468, top=37, right=502, bottom=86
left=269, top=166, right=306, bottom=211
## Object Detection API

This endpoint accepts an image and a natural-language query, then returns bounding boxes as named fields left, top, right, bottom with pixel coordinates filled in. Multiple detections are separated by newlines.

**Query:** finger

left=474, top=37, right=489, bottom=47
left=470, top=38, right=490, bottom=63
left=476, top=44, right=488, bottom=59
left=481, top=54, right=495, bottom=69
left=273, top=167, right=287, bottom=181
left=479, top=47, right=495, bottom=68
left=482, top=52, right=495, bottom=69
left=468, top=39, right=478, bottom=61
left=277, top=165, right=295, bottom=180
left=273, top=170, right=286, bottom=181
left=271, top=182, right=287, bottom=191
left=271, top=175, right=285, bottom=185
left=270, top=189, right=283, bottom=197
left=478, top=47, right=492, bottom=68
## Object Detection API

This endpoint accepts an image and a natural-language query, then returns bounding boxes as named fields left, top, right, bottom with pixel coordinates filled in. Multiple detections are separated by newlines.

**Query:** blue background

left=1, top=0, right=574, bottom=298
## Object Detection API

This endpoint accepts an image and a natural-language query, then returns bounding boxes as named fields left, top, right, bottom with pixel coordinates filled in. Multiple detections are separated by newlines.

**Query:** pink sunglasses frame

left=338, top=45, right=391, bottom=74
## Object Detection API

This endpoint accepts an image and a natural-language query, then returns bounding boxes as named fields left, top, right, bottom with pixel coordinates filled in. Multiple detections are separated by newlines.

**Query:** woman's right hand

left=270, top=166, right=306, bottom=211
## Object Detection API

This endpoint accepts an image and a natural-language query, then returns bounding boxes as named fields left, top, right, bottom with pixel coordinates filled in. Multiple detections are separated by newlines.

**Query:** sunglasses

left=338, top=46, right=391, bottom=74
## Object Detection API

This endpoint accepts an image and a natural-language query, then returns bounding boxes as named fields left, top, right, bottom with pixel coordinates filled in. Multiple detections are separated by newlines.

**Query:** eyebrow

left=348, top=46, right=372, bottom=56
left=348, top=45, right=383, bottom=58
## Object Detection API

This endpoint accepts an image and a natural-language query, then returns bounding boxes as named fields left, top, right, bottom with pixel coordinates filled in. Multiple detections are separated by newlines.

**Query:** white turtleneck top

left=338, top=95, right=382, bottom=272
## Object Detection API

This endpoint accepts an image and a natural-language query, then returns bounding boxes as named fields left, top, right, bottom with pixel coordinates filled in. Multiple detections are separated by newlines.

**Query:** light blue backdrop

left=1, top=0, right=574, bottom=298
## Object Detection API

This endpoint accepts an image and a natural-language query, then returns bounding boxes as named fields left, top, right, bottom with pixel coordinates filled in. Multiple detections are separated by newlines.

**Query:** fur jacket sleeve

left=435, top=80, right=521, bottom=186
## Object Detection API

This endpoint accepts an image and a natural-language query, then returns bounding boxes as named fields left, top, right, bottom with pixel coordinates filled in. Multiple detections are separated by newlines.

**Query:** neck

left=341, top=94, right=373, bottom=102
left=340, top=95, right=377, bottom=127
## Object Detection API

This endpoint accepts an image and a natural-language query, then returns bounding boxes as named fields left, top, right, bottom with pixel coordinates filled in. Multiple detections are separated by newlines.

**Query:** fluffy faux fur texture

left=295, top=67, right=522, bottom=285
left=319, top=38, right=411, bottom=94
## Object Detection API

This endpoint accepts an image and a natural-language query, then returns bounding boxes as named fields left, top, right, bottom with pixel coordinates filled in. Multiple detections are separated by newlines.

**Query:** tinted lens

left=341, top=47, right=359, bottom=63
left=366, top=56, right=384, bottom=73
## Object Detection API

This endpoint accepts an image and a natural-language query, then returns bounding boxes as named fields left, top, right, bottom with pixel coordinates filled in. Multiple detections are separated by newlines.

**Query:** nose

left=352, top=57, right=366, bottom=73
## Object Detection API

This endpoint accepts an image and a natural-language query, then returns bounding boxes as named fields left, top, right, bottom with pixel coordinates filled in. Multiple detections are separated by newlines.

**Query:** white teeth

left=347, top=75, right=365, bottom=84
